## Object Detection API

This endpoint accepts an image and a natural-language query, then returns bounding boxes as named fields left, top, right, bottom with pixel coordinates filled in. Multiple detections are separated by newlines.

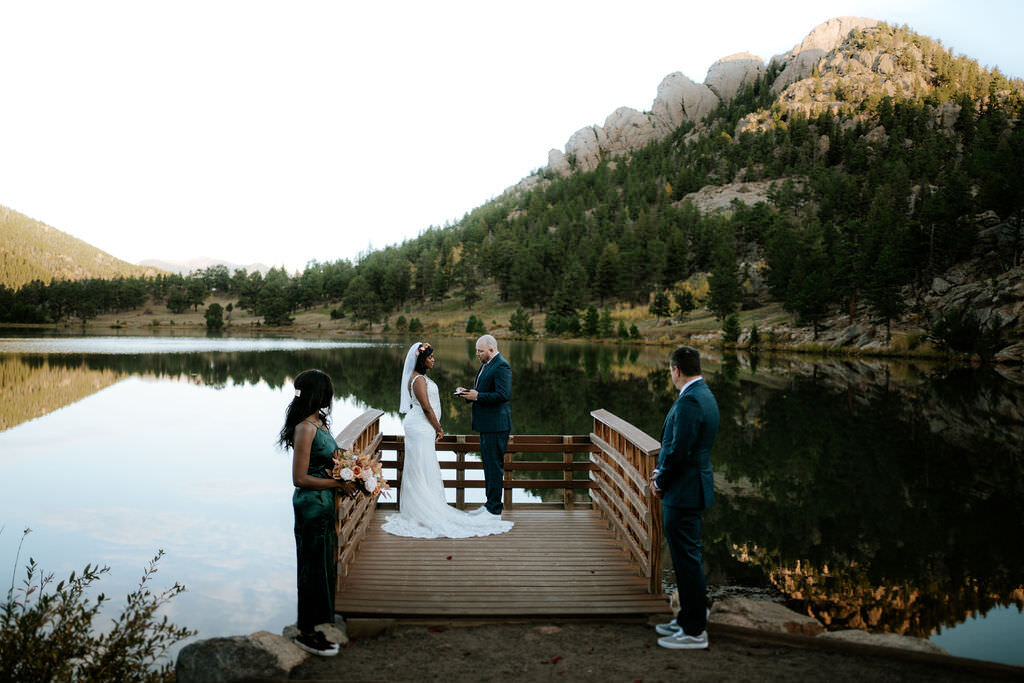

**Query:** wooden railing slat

left=590, top=489, right=651, bottom=577
left=377, top=460, right=597, bottom=472
left=587, top=468, right=651, bottom=550
left=589, top=433, right=649, bottom=492
left=588, top=453, right=651, bottom=529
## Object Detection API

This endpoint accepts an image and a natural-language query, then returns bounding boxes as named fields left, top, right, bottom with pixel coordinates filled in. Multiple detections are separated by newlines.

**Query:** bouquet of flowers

left=331, top=447, right=390, bottom=497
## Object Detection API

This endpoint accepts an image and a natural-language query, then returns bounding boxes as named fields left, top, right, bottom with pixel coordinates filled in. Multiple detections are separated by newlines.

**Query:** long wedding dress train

left=382, top=375, right=513, bottom=539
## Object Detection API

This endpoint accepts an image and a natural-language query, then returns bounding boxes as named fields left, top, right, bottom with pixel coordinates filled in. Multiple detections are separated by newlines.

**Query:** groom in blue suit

left=650, top=346, right=718, bottom=650
left=458, top=334, right=512, bottom=517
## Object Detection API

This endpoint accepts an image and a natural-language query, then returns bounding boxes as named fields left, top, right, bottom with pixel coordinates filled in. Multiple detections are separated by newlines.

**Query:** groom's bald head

left=476, top=334, right=498, bottom=363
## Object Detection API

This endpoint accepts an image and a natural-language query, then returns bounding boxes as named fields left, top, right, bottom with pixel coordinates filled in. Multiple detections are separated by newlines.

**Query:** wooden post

left=639, top=439, right=663, bottom=595
left=503, top=448, right=513, bottom=511
left=456, top=435, right=466, bottom=509
left=395, top=442, right=404, bottom=507
left=563, top=435, right=573, bottom=510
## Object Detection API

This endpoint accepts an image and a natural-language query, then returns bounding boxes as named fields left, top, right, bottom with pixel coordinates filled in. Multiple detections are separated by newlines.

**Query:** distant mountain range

left=137, top=257, right=272, bottom=276
left=0, top=205, right=161, bottom=289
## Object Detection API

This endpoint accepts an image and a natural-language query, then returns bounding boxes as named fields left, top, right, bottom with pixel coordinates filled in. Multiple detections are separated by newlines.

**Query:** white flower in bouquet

left=338, top=467, right=355, bottom=482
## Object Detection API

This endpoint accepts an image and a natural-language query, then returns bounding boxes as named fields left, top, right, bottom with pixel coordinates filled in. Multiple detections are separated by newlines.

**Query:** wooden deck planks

left=336, top=509, right=672, bottom=618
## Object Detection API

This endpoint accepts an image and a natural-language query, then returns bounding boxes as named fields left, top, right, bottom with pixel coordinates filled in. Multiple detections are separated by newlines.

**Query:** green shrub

left=465, top=314, right=486, bottom=335
left=748, top=324, right=761, bottom=348
left=931, top=307, right=1004, bottom=358
left=508, top=307, right=535, bottom=337
left=722, top=313, right=741, bottom=344
left=205, top=303, right=224, bottom=330
left=1, top=530, right=195, bottom=682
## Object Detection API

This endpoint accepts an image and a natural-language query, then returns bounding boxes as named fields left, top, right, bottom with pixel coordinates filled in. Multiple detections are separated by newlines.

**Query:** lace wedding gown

left=382, top=375, right=513, bottom=539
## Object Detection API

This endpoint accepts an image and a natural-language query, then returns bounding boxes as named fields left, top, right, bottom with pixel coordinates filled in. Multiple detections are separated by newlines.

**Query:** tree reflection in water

left=1, top=339, right=1021, bottom=640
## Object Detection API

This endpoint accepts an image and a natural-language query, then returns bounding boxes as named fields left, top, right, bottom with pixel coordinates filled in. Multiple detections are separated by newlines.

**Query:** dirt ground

left=285, top=620, right=1015, bottom=682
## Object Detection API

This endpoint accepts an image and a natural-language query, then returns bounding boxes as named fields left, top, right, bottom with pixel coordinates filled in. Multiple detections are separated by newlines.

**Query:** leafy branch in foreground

left=1, top=529, right=196, bottom=682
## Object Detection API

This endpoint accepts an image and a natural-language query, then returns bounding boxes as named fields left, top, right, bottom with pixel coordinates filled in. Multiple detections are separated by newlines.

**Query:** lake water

left=1, top=333, right=1022, bottom=667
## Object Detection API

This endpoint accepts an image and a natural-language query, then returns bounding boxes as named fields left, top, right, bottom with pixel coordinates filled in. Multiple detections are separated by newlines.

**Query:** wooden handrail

left=333, top=409, right=386, bottom=586
left=589, top=409, right=663, bottom=594
left=335, top=409, right=384, bottom=450
left=591, top=409, right=660, bottom=456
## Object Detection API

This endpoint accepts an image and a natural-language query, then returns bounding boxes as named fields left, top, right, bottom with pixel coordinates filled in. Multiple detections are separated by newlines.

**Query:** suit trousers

left=662, top=503, right=707, bottom=636
left=479, top=431, right=508, bottom=514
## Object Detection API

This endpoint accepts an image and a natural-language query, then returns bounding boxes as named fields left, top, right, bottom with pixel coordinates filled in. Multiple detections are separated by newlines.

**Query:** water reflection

left=1, top=337, right=1022, bottom=665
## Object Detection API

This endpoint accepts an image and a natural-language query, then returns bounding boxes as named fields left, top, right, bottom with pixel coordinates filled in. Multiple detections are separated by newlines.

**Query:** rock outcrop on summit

left=769, top=16, right=880, bottom=92
left=537, top=17, right=880, bottom=185
left=704, top=52, right=766, bottom=102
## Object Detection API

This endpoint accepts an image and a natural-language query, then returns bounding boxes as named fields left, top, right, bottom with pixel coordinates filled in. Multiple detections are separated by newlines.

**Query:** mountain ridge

left=0, top=205, right=162, bottom=289
left=138, top=257, right=272, bottom=276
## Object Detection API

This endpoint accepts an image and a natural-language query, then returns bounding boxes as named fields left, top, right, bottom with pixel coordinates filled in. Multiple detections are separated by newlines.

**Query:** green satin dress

left=293, top=426, right=338, bottom=632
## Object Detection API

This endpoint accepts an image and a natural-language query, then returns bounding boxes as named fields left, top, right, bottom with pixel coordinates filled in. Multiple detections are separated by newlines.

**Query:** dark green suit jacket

left=470, top=353, right=512, bottom=433
left=654, top=378, right=718, bottom=511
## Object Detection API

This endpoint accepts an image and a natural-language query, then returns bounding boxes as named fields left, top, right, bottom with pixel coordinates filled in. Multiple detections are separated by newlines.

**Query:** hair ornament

left=416, top=342, right=431, bottom=355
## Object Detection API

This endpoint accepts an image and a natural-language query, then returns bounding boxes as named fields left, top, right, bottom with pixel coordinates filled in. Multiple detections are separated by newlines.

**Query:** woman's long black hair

left=278, top=369, right=334, bottom=450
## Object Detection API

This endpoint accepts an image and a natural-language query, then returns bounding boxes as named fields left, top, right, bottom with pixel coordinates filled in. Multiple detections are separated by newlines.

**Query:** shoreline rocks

left=176, top=623, right=347, bottom=683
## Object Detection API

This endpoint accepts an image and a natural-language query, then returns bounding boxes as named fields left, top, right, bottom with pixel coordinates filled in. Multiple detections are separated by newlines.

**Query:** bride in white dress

left=381, top=342, right=513, bottom=539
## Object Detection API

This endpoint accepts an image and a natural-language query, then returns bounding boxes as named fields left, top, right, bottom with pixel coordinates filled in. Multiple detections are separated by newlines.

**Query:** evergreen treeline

left=2, top=24, right=1022, bottom=337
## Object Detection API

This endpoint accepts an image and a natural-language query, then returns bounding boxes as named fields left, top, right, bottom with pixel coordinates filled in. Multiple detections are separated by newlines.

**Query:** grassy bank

left=9, top=287, right=956, bottom=361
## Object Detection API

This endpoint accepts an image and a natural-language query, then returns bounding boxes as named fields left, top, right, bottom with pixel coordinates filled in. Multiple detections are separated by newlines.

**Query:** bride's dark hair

left=414, top=343, right=434, bottom=374
left=278, top=369, right=334, bottom=450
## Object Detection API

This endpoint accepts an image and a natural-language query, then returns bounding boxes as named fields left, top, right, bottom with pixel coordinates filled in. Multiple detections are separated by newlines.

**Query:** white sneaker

left=654, top=619, right=681, bottom=636
left=655, top=608, right=709, bottom=637
left=657, top=630, right=708, bottom=650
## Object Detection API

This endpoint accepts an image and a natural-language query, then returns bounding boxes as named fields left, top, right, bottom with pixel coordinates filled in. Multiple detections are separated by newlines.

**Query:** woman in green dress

left=278, top=369, right=356, bottom=657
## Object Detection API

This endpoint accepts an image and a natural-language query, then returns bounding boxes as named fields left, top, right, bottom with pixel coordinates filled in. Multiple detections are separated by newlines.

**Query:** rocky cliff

left=514, top=17, right=879, bottom=188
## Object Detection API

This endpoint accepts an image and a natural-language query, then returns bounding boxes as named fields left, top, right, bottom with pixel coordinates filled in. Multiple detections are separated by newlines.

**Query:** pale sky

left=1, top=1, right=1021, bottom=273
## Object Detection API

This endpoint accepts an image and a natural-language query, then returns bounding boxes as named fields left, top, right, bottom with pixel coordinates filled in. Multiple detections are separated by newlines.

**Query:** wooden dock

left=336, top=509, right=670, bottom=618
left=332, top=409, right=670, bottom=620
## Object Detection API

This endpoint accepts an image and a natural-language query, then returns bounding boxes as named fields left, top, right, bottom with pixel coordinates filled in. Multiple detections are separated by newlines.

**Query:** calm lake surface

left=1, top=332, right=1022, bottom=666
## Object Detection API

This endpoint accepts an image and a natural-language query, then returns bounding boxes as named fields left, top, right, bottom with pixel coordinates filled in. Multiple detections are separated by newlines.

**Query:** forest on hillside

left=2, top=24, right=1022, bottom=354
left=0, top=209, right=154, bottom=288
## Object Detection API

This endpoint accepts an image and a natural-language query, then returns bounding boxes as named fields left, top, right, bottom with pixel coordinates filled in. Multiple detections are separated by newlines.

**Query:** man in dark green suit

left=650, top=346, right=718, bottom=650
left=457, top=334, right=512, bottom=517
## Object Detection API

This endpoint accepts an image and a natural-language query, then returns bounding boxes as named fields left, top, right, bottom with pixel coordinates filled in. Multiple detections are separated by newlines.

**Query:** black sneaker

left=293, top=631, right=339, bottom=657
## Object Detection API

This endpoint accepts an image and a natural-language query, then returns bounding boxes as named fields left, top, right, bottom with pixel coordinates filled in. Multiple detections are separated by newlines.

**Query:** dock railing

left=332, top=409, right=384, bottom=583
left=589, top=408, right=664, bottom=594
left=333, top=408, right=663, bottom=594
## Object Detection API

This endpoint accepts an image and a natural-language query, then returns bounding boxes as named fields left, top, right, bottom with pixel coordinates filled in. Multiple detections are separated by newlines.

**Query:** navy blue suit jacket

left=471, top=353, right=512, bottom=433
left=654, top=378, right=718, bottom=511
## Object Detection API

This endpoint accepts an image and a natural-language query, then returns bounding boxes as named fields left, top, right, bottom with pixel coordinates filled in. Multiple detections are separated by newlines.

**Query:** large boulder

left=818, top=629, right=949, bottom=655
left=562, top=124, right=608, bottom=173
left=175, top=631, right=307, bottom=683
left=711, top=596, right=825, bottom=636
left=603, top=107, right=659, bottom=157
left=704, top=53, right=765, bottom=102
left=651, top=72, right=719, bottom=134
